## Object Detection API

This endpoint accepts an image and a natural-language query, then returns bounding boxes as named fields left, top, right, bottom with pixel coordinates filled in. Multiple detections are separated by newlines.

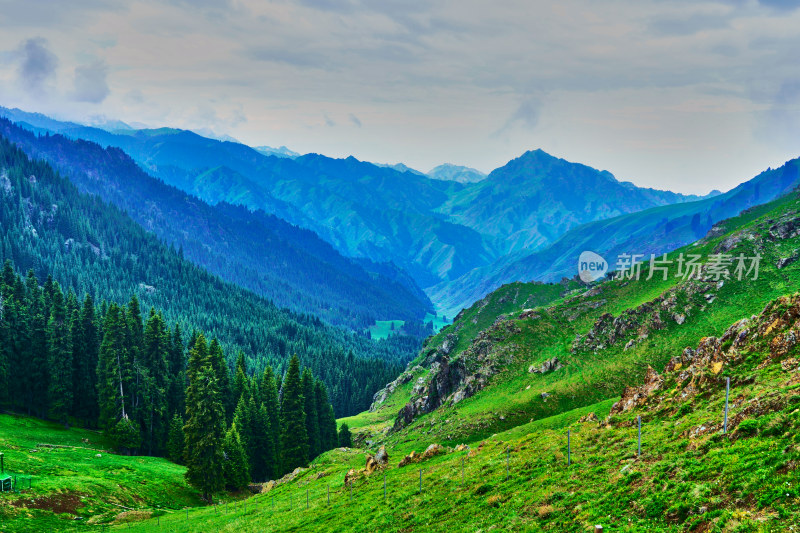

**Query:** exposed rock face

left=528, top=357, right=563, bottom=374
left=573, top=280, right=715, bottom=354
left=609, top=366, right=664, bottom=414
left=776, top=252, right=799, bottom=269
left=369, top=366, right=422, bottom=412
left=767, top=214, right=800, bottom=241
left=393, top=318, right=521, bottom=430
left=578, top=412, right=599, bottom=424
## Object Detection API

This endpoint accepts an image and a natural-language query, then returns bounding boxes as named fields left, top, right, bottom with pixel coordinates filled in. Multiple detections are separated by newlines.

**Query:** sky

left=1, top=0, right=800, bottom=194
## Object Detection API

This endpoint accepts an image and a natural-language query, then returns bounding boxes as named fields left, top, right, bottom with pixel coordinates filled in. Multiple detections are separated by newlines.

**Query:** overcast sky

left=1, top=0, right=799, bottom=194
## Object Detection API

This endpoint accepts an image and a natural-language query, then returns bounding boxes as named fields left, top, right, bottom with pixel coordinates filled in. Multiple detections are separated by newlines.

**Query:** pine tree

left=208, top=338, right=233, bottom=422
left=126, top=295, right=144, bottom=424
left=338, top=422, right=352, bottom=448
left=183, top=334, right=225, bottom=502
left=167, top=324, right=186, bottom=420
left=166, top=413, right=185, bottom=464
left=232, top=366, right=249, bottom=413
left=25, top=271, right=48, bottom=418
left=47, top=282, right=73, bottom=427
left=222, top=424, right=250, bottom=490
left=142, top=309, right=169, bottom=455
left=301, top=368, right=320, bottom=459
left=279, top=355, right=308, bottom=474
left=97, top=304, right=129, bottom=431
left=73, top=294, right=99, bottom=424
left=315, top=379, right=338, bottom=453
left=256, top=403, right=276, bottom=480
left=260, top=366, right=281, bottom=479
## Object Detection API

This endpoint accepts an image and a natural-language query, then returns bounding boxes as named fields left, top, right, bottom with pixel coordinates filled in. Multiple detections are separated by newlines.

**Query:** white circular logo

left=578, top=251, right=608, bottom=283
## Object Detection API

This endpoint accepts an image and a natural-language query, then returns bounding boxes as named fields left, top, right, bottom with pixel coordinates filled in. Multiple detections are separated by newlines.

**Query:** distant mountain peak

left=373, top=162, right=426, bottom=175
left=254, top=145, right=300, bottom=159
left=427, top=163, right=487, bottom=183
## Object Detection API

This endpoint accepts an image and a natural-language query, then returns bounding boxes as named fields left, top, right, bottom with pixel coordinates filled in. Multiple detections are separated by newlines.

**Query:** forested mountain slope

left=0, top=118, right=432, bottom=331
left=0, top=134, right=414, bottom=416
left=0, top=107, right=703, bottom=295
left=431, top=157, right=800, bottom=316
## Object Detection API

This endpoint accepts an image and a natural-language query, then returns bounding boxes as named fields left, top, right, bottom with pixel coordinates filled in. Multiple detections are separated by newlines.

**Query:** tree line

left=0, top=132, right=416, bottom=418
left=0, top=259, right=351, bottom=500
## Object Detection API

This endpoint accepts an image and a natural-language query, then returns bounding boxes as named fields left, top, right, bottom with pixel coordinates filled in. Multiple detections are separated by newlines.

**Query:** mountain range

left=0, top=106, right=725, bottom=319
left=0, top=118, right=433, bottom=331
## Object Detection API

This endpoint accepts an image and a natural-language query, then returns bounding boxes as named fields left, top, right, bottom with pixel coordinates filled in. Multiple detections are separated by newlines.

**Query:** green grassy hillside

left=0, top=414, right=203, bottom=532
left=115, top=290, right=800, bottom=531
left=377, top=192, right=800, bottom=450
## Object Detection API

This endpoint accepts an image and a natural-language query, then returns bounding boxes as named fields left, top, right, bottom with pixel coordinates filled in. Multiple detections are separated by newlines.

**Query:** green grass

left=0, top=414, right=204, bottom=532
left=118, top=336, right=800, bottom=531
left=368, top=320, right=406, bottom=340
left=423, top=313, right=451, bottom=334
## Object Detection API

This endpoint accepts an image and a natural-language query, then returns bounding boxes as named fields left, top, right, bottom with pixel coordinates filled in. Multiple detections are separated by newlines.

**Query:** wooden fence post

left=567, top=430, right=571, bottom=466
left=637, top=415, right=642, bottom=457
left=723, top=376, right=730, bottom=433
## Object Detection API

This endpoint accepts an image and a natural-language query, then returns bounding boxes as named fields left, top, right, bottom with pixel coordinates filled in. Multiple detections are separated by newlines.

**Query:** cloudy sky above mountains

left=1, top=0, right=799, bottom=193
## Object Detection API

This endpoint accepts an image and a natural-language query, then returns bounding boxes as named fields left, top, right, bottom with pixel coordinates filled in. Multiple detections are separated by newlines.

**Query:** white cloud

left=1, top=0, right=799, bottom=193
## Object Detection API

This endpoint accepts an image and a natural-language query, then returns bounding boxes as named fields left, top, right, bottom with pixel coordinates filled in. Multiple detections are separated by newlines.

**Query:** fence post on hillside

left=723, top=377, right=730, bottom=434
left=595, top=525, right=604, bottom=532
left=637, top=415, right=642, bottom=457
left=328, top=485, right=331, bottom=506
left=506, top=447, right=510, bottom=481
left=567, top=430, right=571, bottom=467
left=306, top=488, right=309, bottom=509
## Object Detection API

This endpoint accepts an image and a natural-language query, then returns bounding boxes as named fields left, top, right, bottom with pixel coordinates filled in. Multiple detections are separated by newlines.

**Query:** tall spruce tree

left=73, top=294, right=99, bottom=424
left=208, top=338, right=233, bottom=422
left=222, top=423, right=250, bottom=490
left=301, top=368, right=321, bottom=459
left=260, top=366, right=281, bottom=479
left=25, top=271, right=48, bottom=418
left=47, top=282, right=73, bottom=427
left=279, top=355, right=308, bottom=474
left=183, top=334, right=225, bottom=502
left=315, top=379, right=338, bottom=453
left=97, top=304, right=131, bottom=431
left=142, top=309, right=169, bottom=455
left=167, top=324, right=186, bottom=420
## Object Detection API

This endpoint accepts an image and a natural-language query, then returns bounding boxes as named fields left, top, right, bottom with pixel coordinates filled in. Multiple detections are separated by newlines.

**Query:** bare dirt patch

left=11, top=491, right=84, bottom=515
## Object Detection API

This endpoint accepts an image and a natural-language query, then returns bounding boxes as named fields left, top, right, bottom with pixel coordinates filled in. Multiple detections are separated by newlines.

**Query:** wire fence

left=13, top=378, right=738, bottom=532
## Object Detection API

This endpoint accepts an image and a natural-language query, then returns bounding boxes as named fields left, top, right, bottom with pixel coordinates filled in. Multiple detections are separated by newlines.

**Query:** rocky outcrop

left=398, top=444, right=445, bottom=467
left=573, top=280, right=715, bottom=354
left=369, top=366, right=422, bottom=412
left=528, top=357, right=563, bottom=374
left=609, top=366, right=664, bottom=414
left=610, top=294, right=800, bottom=436
left=393, top=318, right=521, bottom=430
left=375, top=446, right=389, bottom=466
